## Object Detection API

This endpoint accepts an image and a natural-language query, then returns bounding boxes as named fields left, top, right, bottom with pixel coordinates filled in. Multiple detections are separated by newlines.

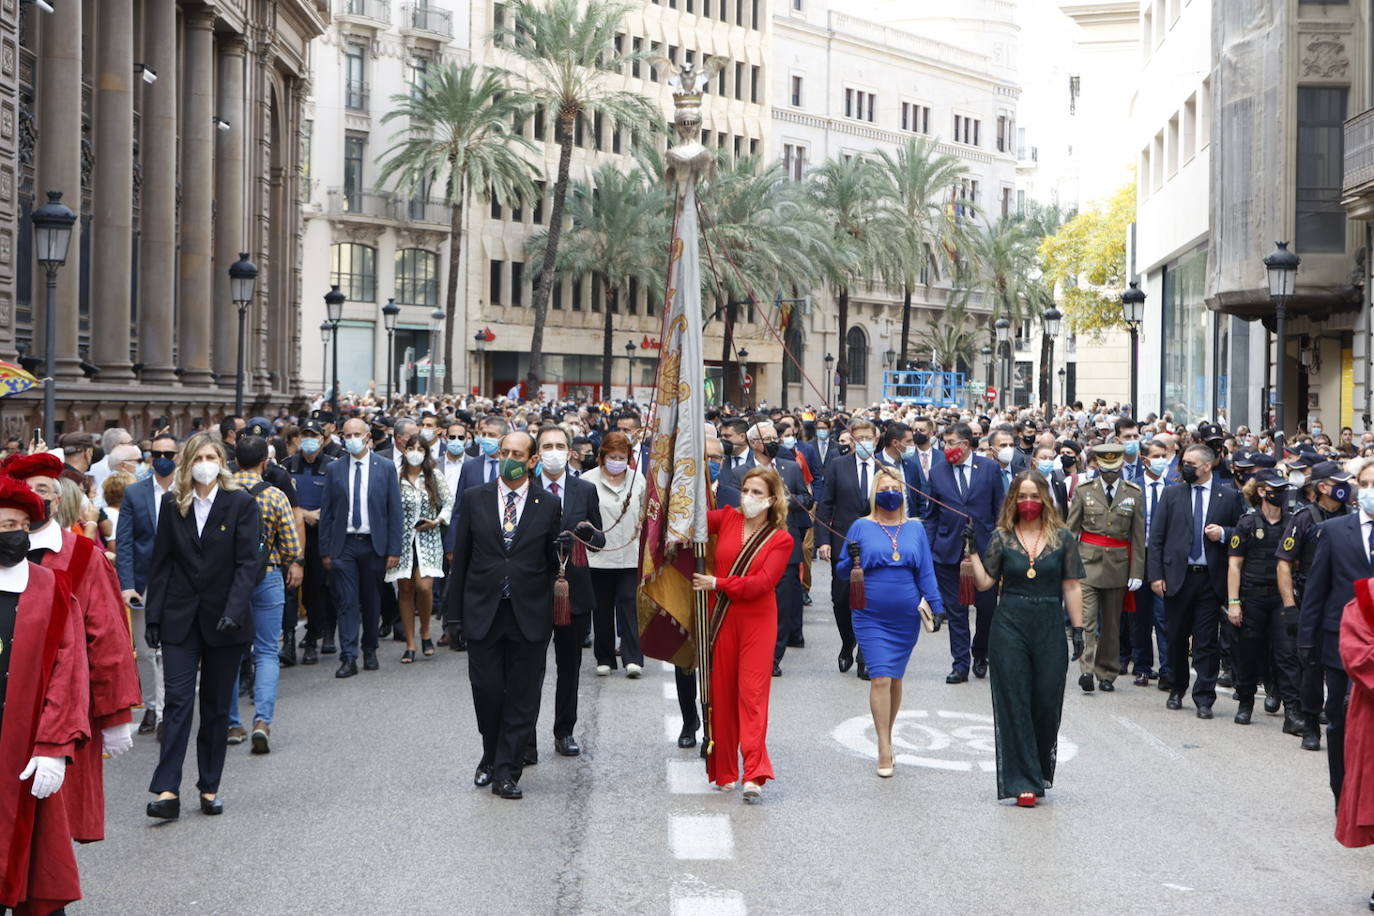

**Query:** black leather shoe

left=278, top=635, right=297, bottom=668
left=1133, top=673, right=1150, bottom=687
left=946, top=669, right=969, bottom=684
left=857, top=658, right=870, bottom=681
left=199, top=795, right=223, bottom=815
left=838, top=646, right=855, bottom=673
left=1156, top=675, right=1173, bottom=692
left=1283, top=708, right=1306, bottom=736
left=1196, top=704, right=1214, bottom=720
left=334, top=657, right=358, bottom=678
left=473, top=763, right=493, bottom=787
left=1234, top=702, right=1253, bottom=725
left=1302, top=715, right=1322, bottom=751
left=362, top=650, right=379, bottom=671
left=787, top=637, right=805, bottom=648
left=555, top=735, right=581, bottom=757
left=972, top=657, right=988, bottom=679
left=146, top=796, right=180, bottom=820
left=138, top=708, right=157, bottom=735
left=772, top=662, right=782, bottom=677
left=1264, top=694, right=1281, bottom=715
left=678, top=723, right=698, bottom=748
left=301, top=645, right=319, bottom=665
left=523, top=746, right=539, bottom=766
left=321, top=639, right=337, bottom=655
left=391, top=623, right=406, bottom=642
left=493, top=779, right=523, bottom=800
left=802, top=592, right=813, bottom=606
left=1216, top=667, right=1234, bottom=689
left=1166, top=692, right=1183, bottom=710
left=1078, top=673, right=1095, bottom=693
left=1098, top=679, right=1115, bottom=692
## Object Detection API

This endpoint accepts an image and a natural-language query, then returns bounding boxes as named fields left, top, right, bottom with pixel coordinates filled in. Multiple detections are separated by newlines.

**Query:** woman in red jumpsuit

left=692, top=467, right=793, bottom=802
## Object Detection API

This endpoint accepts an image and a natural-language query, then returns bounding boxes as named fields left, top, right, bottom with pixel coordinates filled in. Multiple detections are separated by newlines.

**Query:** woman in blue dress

left=836, top=465, right=943, bottom=778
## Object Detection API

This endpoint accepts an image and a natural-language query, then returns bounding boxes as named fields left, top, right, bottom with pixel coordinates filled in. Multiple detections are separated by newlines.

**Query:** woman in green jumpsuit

left=967, top=472, right=1085, bottom=807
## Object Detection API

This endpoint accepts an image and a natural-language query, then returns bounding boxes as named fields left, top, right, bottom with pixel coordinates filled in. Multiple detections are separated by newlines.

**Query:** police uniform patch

left=1230, top=534, right=1241, bottom=548
left=1283, top=536, right=1295, bottom=551
left=1255, top=529, right=1264, bottom=540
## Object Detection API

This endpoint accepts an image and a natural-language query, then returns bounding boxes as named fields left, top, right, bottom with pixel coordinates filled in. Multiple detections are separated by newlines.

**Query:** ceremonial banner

left=637, top=183, right=710, bottom=668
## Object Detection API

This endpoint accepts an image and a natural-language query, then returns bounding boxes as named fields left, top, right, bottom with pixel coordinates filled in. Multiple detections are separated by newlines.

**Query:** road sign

left=985, top=385, right=998, bottom=400
left=967, top=380, right=985, bottom=394
left=434, top=364, right=446, bottom=378
left=417, top=364, right=431, bottom=378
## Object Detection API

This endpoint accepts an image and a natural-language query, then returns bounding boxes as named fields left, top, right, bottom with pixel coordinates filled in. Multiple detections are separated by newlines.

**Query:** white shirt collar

left=1361, top=510, right=1374, bottom=526
left=499, top=477, right=530, bottom=499
left=541, top=472, right=566, bottom=489
left=194, top=486, right=220, bottom=509
left=29, top=520, right=64, bottom=553
left=0, top=559, right=29, bottom=593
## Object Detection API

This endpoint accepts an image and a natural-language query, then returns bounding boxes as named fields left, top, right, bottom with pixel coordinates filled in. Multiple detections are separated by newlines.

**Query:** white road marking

left=661, top=660, right=676, bottom=673
left=1161, top=883, right=1193, bottom=892
left=666, top=713, right=684, bottom=741
left=663, top=681, right=678, bottom=700
left=832, top=709, right=1078, bottom=772
left=1111, top=714, right=1184, bottom=762
left=667, top=759, right=714, bottom=794
left=671, top=892, right=747, bottom=916
left=671, top=815, right=735, bottom=860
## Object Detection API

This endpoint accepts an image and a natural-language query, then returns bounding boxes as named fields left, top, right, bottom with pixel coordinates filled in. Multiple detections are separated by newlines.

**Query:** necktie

left=1366, top=520, right=1374, bottom=564
left=351, top=460, right=363, bottom=530
left=1105, top=484, right=1114, bottom=505
left=550, top=480, right=561, bottom=504
left=487, top=459, right=497, bottom=483
left=1004, top=469, right=1011, bottom=489
left=503, top=490, right=517, bottom=550
left=1192, top=485, right=1205, bottom=561
left=922, top=451, right=930, bottom=475
left=1149, top=482, right=1159, bottom=532
left=958, top=464, right=968, bottom=498
left=859, top=460, right=868, bottom=498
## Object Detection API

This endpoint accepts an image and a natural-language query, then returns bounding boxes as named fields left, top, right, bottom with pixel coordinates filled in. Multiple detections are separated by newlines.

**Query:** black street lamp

left=229, top=252, right=258, bottom=416
left=319, top=321, right=332, bottom=400
left=324, top=285, right=345, bottom=415
left=381, top=298, right=400, bottom=405
left=823, top=352, right=834, bottom=404
left=980, top=344, right=994, bottom=400
left=1120, top=280, right=1146, bottom=416
left=1264, top=241, right=1300, bottom=435
left=738, top=347, right=750, bottom=407
left=32, top=190, right=76, bottom=444
left=1042, top=305, right=1062, bottom=415
left=1057, top=366, right=1067, bottom=408
left=625, top=339, right=637, bottom=401
left=994, top=317, right=1011, bottom=410
left=473, top=329, right=488, bottom=396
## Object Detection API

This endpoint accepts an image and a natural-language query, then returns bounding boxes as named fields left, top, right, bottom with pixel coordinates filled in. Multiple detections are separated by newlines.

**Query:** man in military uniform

left=1066, top=443, right=1146, bottom=693
left=280, top=420, right=338, bottom=663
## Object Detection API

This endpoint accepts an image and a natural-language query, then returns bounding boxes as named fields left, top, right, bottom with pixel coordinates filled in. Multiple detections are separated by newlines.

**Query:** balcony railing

left=401, top=3, right=454, bottom=38
left=337, top=0, right=390, bottom=23
left=344, top=79, right=369, bottom=111
left=402, top=197, right=453, bottom=226
left=327, top=187, right=398, bottom=220
left=1343, top=108, right=1374, bottom=211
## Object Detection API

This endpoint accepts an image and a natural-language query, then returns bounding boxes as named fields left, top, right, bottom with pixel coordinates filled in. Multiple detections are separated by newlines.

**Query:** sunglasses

left=149, top=450, right=177, bottom=461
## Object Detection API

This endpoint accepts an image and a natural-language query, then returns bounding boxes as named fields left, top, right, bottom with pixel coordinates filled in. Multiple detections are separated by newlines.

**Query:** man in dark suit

left=1146, top=443, right=1245, bottom=717
left=924, top=421, right=1005, bottom=682
left=876, top=421, right=929, bottom=519
left=116, top=432, right=178, bottom=735
left=445, top=431, right=562, bottom=800
left=446, top=416, right=510, bottom=547
left=1298, top=459, right=1374, bottom=802
left=1116, top=417, right=1146, bottom=485
left=718, top=421, right=813, bottom=674
left=319, top=417, right=403, bottom=678
left=531, top=426, right=604, bottom=759
left=817, top=419, right=882, bottom=676
left=1030, top=444, right=1070, bottom=519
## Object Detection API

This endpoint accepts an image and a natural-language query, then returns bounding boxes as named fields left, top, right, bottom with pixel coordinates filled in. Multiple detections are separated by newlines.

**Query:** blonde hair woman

left=835, top=465, right=943, bottom=778
left=145, top=433, right=261, bottom=820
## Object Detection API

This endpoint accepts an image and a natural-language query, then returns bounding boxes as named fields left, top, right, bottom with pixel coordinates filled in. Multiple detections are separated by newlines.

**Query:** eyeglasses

left=447, top=435, right=466, bottom=441
left=149, top=450, right=177, bottom=461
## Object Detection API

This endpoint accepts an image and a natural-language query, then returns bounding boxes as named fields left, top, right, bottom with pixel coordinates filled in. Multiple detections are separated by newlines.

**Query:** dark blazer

left=1010, top=448, right=1031, bottom=475
left=783, top=440, right=826, bottom=502
left=817, top=453, right=877, bottom=552
left=444, top=481, right=562, bottom=643
left=718, top=454, right=812, bottom=564
left=445, top=453, right=502, bottom=551
left=318, top=450, right=404, bottom=560
left=1145, top=478, right=1245, bottom=598
left=923, top=455, right=1006, bottom=566
left=115, top=475, right=161, bottom=593
left=1034, top=468, right=1070, bottom=520
left=1299, top=513, right=1374, bottom=670
left=536, top=474, right=606, bottom=615
left=145, top=488, right=261, bottom=647
left=876, top=450, right=929, bottom=519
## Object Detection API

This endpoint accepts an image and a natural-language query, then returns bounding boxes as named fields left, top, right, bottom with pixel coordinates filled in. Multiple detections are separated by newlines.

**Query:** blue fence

left=881, top=370, right=967, bottom=407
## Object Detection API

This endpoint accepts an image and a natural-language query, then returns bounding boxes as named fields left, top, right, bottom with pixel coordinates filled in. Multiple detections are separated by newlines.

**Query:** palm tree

left=913, top=299, right=979, bottom=372
left=377, top=63, right=538, bottom=395
left=495, top=0, right=663, bottom=395
left=524, top=163, right=668, bottom=395
left=872, top=138, right=969, bottom=367
left=973, top=215, right=1039, bottom=405
left=806, top=156, right=882, bottom=405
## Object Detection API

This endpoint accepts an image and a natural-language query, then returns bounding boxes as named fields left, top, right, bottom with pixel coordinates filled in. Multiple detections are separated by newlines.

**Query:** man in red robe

left=0, top=476, right=91, bottom=915
left=0, top=453, right=141, bottom=844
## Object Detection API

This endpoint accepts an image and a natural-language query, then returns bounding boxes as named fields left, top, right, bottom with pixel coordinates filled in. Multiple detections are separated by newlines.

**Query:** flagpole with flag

left=637, top=57, right=725, bottom=766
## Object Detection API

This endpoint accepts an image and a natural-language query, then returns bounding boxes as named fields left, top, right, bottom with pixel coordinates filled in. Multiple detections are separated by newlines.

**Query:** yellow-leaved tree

left=1038, top=181, right=1136, bottom=337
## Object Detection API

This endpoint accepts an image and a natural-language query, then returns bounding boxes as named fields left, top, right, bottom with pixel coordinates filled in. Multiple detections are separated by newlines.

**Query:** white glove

left=19, top=756, right=65, bottom=799
left=102, top=722, right=133, bottom=758
left=1127, top=578, right=1143, bottom=592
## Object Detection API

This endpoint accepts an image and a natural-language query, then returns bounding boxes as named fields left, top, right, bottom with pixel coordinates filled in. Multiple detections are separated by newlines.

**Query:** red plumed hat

left=0, top=475, right=46, bottom=521
left=0, top=452, right=63, bottom=481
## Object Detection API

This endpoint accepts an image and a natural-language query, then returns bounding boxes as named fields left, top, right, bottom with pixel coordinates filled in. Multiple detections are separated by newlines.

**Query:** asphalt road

left=76, top=567, right=1372, bottom=915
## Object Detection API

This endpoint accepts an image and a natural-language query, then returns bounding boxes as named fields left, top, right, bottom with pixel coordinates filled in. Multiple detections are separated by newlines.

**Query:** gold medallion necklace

left=1016, top=523, right=1044, bottom=579
left=875, top=518, right=903, bottom=561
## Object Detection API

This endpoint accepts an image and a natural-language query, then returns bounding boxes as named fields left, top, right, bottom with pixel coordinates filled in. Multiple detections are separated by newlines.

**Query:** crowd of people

left=4, top=390, right=1374, bottom=909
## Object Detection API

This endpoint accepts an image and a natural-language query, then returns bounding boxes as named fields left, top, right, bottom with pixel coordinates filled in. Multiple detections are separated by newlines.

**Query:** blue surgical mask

left=781, top=435, right=797, bottom=450
left=816, top=429, right=830, bottom=441
left=1037, top=460, right=1057, bottom=476
left=1359, top=487, right=1374, bottom=516
left=152, top=456, right=176, bottom=478
left=875, top=489, right=905, bottom=512
left=446, top=439, right=465, bottom=456
left=1149, top=457, right=1170, bottom=477
left=902, top=445, right=917, bottom=460
left=135, top=463, right=152, bottom=481
left=478, top=436, right=500, bottom=456
left=300, top=437, right=321, bottom=456
left=855, top=441, right=875, bottom=460
left=344, top=437, right=366, bottom=456
left=708, top=459, right=721, bottom=482
left=1123, top=440, right=1140, bottom=458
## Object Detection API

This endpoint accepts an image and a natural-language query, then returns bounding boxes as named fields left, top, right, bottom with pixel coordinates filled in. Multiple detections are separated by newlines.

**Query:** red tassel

left=553, top=576, right=572, bottom=627
left=958, top=557, right=977, bottom=606
left=849, top=564, right=866, bottom=610
left=572, top=537, right=588, bottom=568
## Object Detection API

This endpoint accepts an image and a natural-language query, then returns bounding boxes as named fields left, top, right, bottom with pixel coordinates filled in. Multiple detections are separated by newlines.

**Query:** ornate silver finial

left=659, top=56, right=728, bottom=189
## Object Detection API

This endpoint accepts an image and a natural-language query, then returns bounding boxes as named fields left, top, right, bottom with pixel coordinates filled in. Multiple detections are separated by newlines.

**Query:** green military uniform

left=1065, top=444, right=1146, bottom=690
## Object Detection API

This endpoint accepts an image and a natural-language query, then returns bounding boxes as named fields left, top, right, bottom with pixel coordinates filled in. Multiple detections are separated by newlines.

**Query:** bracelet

left=1227, top=599, right=1241, bottom=605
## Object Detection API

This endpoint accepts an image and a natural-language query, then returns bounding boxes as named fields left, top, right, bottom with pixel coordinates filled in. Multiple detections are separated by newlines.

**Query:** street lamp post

left=381, top=298, right=400, bottom=405
left=1057, top=366, right=1067, bottom=408
left=324, top=285, right=345, bottom=416
left=32, top=191, right=76, bottom=445
left=1264, top=242, right=1300, bottom=436
left=1120, top=280, right=1146, bottom=416
left=428, top=307, right=445, bottom=396
left=738, top=347, right=750, bottom=407
left=319, top=321, right=332, bottom=400
left=1042, top=305, right=1062, bottom=416
left=980, top=345, right=994, bottom=404
left=473, top=329, right=487, bottom=396
left=625, top=339, right=637, bottom=402
left=994, top=317, right=1011, bottom=411
left=228, top=253, right=259, bottom=416
left=824, top=352, right=834, bottom=404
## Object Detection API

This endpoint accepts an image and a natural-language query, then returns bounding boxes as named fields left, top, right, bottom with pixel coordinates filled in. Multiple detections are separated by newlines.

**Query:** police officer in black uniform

left=1225, top=468, right=1301, bottom=729
left=1199, top=423, right=1233, bottom=484
left=1282, top=448, right=1320, bottom=512
left=1276, top=459, right=1353, bottom=750
left=281, top=419, right=339, bottom=663
left=310, top=410, right=346, bottom=459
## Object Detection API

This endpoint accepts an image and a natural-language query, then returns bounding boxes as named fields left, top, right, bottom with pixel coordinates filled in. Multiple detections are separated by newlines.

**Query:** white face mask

left=540, top=449, right=568, bottom=473
left=405, top=451, right=425, bottom=467
left=997, top=447, right=1014, bottom=466
left=419, top=428, right=437, bottom=442
left=191, top=461, right=220, bottom=486
left=740, top=494, right=772, bottom=519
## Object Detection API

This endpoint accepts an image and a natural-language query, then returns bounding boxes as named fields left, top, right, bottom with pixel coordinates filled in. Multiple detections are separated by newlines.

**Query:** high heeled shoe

left=742, top=781, right=762, bottom=803
left=1016, top=792, right=1037, bottom=808
left=877, top=755, right=894, bottom=778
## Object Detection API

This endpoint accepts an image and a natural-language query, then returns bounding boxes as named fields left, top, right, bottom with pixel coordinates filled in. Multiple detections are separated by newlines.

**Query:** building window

left=490, top=260, right=503, bottom=305
left=571, top=276, right=583, bottom=311
left=510, top=261, right=524, bottom=306
left=552, top=276, right=563, bottom=310
left=783, top=143, right=805, bottom=181
left=301, top=120, right=313, bottom=200
left=344, top=44, right=367, bottom=111
left=1161, top=249, right=1209, bottom=423
left=953, top=115, right=980, bottom=146
left=901, top=103, right=930, bottom=134
left=532, top=181, right=546, bottom=224
left=343, top=134, right=366, bottom=211
left=790, top=74, right=803, bottom=107
left=783, top=320, right=802, bottom=384
left=395, top=249, right=439, bottom=307
left=751, top=65, right=760, bottom=103
left=331, top=243, right=376, bottom=303
left=734, top=62, right=744, bottom=101
left=632, top=38, right=642, bottom=78
left=846, top=326, right=868, bottom=385
left=1296, top=85, right=1349, bottom=254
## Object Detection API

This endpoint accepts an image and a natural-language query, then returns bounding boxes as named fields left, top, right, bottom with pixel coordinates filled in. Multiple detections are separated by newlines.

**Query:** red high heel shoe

left=1016, top=792, right=1037, bottom=808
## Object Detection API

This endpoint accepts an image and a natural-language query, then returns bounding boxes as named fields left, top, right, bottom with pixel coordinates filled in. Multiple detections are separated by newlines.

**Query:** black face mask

left=837, top=443, right=853, bottom=456
left=1179, top=464, right=1200, bottom=484
left=913, top=432, right=930, bottom=447
left=0, top=529, right=30, bottom=567
left=1260, top=490, right=1284, bottom=507
left=1021, top=435, right=1036, bottom=447
left=1060, top=454, right=1077, bottom=470
left=763, top=441, right=781, bottom=459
